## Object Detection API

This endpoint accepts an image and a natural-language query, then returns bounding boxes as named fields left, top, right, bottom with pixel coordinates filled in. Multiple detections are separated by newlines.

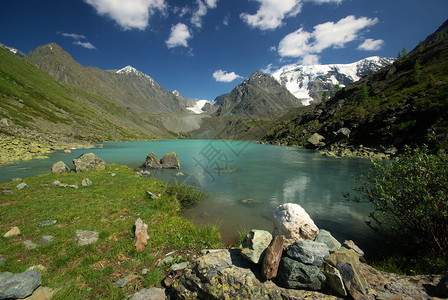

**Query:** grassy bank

left=0, top=164, right=221, bottom=299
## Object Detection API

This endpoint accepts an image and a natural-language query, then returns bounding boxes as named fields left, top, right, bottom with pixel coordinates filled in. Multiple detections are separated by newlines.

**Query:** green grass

left=0, top=164, right=221, bottom=299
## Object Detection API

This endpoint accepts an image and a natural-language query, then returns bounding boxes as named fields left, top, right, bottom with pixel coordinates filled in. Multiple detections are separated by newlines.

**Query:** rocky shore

left=0, top=118, right=95, bottom=165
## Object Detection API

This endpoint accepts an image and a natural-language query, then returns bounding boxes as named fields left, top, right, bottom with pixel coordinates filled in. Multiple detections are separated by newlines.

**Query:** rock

left=68, top=185, right=78, bottom=189
left=16, top=182, right=28, bottom=190
left=286, top=240, right=330, bottom=266
left=315, top=230, right=341, bottom=253
left=111, top=173, right=116, bottom=177
left=64, top=149, right=71, bottom=153
left=277, top=257, right=326, bottom=291
left=325, top=247, right=361, bottom=270
left=240, top=229, right=273, bottom=264
left=338, top=262, right=368, bottom=300
left=51, top=161, right=70, bottom=173
left=307, top=133, right=326, bottom=148
left=435, top=274, right=448, bottom=298
left=0, top=118, right=8, bottom=126
left=322, top=263, right=347, bottom=297
left=343, top=240, right=365, bottom=257
left=134, top=218, right=149, bottom=253
left=27, top=265, right=47, bottom=274
left=0, top=270, right=41, bottom=299
left=262, top=235, right=285, bottom=280
left=37, top=220, right=57, bottom=227
left=336, top=127, right=351, bottom=138
left=75, top=230, right=99, bottom=246
left=116, top=274, right=138, bottom=288
left=157, top=256, right=174, bottom=267
left=3, top=227, right=20, bottom=238
left=131, top=288, right=166, bottom=300
left=146, top=191, right=161, bottom=199
left=171, top=261, right=189, bottom=271
left=51, top=181, right=60, bottom=186
left=73, top=153, right=106, bottom=172
left=24, top=240, right=38, bottom=249
left=174, top=172, right=185, bottom=177
left=0, top=273, right=12, bottom=281
left=21, top=286, right=58, bottom=300
left=272, top=203, right=319, bottom=242
left=141, top=268, right=149, bottom=275
left=161, top=152, right=181, bottom=169
left=140, top=152, right=162, bottom=169
left=39, top=235, right=54, bottom=244
left=81, top=178, right=92, bottom=187
left=1, top=190, right=13, bottom=196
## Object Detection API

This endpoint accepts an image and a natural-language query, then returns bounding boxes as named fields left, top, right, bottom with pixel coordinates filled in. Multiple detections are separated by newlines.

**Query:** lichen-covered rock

left=140, top=152, right=162, bottom=169
left=73, top=153, right=106, bottom=172
left=0, top=270, right=41, bottom=299
left=286, top=240, right=330, bottom=266
left=240, top=229, right=272, bottom=264
left=75, top=230, right=99, bottom=246
left=322, top=263, right=347, bottom=297
left=51, top=161, right=70, bottom=173
left=277, top=257, right=326, bottom=291
left=161, top=152, right=180, bottom=169
left=273, top=203, right=319, bottom=242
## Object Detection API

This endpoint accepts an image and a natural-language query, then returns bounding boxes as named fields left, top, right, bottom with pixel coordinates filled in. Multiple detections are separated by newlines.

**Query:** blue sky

left=1, top=0, right=447, bottom=101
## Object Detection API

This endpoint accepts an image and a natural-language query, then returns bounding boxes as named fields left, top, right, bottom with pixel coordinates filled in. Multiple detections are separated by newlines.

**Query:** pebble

left=141, top=268, right=149, bottom=275
left=37, top=220, right=57, bottom=227
left=52, top=181, right=61, bottom=186
left=23, top=240, right=38, bottom=249
left=3, top=227, right=20, bottom=238
left=16, top=182, right=28, bottom=190
left=39, top=235, right=54, bottom=244
left=1, top=190, right=13, bottom=196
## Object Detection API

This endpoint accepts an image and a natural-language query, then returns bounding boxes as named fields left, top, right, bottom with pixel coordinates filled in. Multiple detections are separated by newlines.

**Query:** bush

left=345, top=145, right=448, bottom=255
left=166, top=184, right=206, bottom=208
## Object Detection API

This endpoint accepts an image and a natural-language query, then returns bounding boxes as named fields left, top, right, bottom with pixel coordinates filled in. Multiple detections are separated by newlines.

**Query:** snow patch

left=186, top=100, right=210, bottom=114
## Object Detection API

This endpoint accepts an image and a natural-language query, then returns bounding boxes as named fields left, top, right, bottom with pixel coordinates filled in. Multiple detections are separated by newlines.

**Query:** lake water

left=0, top=140, right=378, bottom=256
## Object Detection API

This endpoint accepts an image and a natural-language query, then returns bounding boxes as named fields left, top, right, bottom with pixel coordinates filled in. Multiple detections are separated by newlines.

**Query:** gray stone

left=0, top=270, right=41, bottom=299
left=322, top=263, right=347, bottom=297
left=315, top=230, right=341, bottom=253
left=277, top=257, right=326, bottom=291
left=1, top=190, right=13, bottom=196
left=157, top=256, right=174, bottom=267
left=336, top=127, right=351, bottom=138
left=115, top=278, right=128, bottom=288
left=171, top=262, right=189, bottom=271
left=140, top=152, right=162, bottom=169
left=38, top=220, right=57, bottom=227
left=75, top=230, right=99, bottom=246
left=51, top=180, right=61, bottom=186
left=51, top=161, right=70, bottom=174
left=24, top=240, right=38, bottom=249
left=307, top=133, right=326, bottom=148
left=0, top=258, right=5, bottom=265
left=240, top=229, right=272, bottom=264
left=338, top=262, right=367, bottom=300
left=130, top=288, right=166, bottom=300
left=286, top=240, right=330, bottom=266
left=40, top=235, right=54, bottom=244
left=160, top=152, right=181, bottom=169
left=73, top=153, right=106, bottom=173
left=343, top=240, right=365, bottom=257
left=16, top=182, right=28, bottom=190
left=81, top=178, right=92, bottom=187
left=435, top=274, right=448, bottom=298
left=0, top=272, right=12, bottom=281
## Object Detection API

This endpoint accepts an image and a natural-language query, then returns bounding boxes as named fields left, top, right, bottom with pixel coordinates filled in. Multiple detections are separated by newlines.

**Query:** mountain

left=26, top=43, right=186, bottom=114
left=0, top=43, right=26, bottom=58
left=216, top=71, right=302, bottom=118
left=271, top=56, right=395, bottom=105
left=0, top=45, right=175, bottom=145
left=263, top=19, right=448, bottom=155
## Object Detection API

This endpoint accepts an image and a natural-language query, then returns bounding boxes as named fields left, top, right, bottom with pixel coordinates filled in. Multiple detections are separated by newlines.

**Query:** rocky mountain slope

left=263, top=19, right=448, bottom=156
left=271, top=56, right=395, bottom=105
left=217, top=71, right=302, bottom=118
left=26, top=43, right=186, bottom=114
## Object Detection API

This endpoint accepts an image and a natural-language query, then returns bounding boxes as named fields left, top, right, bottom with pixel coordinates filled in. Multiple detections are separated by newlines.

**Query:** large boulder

left=273, top=203, right=319, bottom=243
left=277, top=257, right=326, bottom=291
left=51, top=161, right=70, bottom=173
left=73, top=153, right=106, bottom=172
left=160, top=152, right=181, bottom=169
left=0, top=270, right=41, bottom=299
left=315, top=230, right=341, bottom=253
left=140, top=152, right=162, bottom=169
left=307, top=133, right=325, bottom=149
left=286, top=240, right=330, bottom=266
left=240, top=229, right=272, bottom=264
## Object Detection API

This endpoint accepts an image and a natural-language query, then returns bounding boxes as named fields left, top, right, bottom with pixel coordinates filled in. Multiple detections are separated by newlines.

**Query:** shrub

left=166, top=184, right=206, bottom=208
left=345, top=145, right=448, bottom=255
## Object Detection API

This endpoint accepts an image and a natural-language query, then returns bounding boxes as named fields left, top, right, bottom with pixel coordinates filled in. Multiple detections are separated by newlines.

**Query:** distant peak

left=116, top=65, right=138, bottom=74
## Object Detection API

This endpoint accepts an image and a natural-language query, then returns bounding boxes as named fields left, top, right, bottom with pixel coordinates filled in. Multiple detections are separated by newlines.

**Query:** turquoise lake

left=0, top=140, right=378, bottom=255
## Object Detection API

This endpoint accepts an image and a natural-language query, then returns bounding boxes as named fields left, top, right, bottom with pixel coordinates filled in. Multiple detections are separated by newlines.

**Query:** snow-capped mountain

left=271, top=56, right=395, bottom=105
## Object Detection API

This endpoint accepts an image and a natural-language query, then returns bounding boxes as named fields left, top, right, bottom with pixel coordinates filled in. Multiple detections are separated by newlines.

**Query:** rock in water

left=262, top=235, right=285, bottom=280
left=286, top=240, right=330, bottom=266
left=307, top=133, right=325, bottom=149
left=277, top=257, right=326, bottom=291
left=134, top=218, right=149, bottom=253
left=273, top=203, right=319, bottom=242
left=140, top=152, right=162, bottom=169
left=73, top=153, right=106, bottom=172
left=51, top=161, right=70, bottom=173
left=75, top=230, right=99, bottom=246
left=240, top=229, right=272, bottom=264
left=161, top=152, right=180, bottom=169
left=0, top=270, right=41, bottom=299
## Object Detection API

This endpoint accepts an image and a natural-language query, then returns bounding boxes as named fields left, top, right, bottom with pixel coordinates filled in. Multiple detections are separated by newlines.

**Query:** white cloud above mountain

left=166, top=23, right=192, bottom=48
left=84, top=0, right=166, bottom=30
left=213, top=70, right=243, bottom=82
left=74, top=41, right=97, bottom=49
left=59, top=32, right=96, bottom=49
left=191, top=0, right=219, bottom=28
left=358, top=38, right=384, bottom=51
left=278, top=15, right=379, bottom=62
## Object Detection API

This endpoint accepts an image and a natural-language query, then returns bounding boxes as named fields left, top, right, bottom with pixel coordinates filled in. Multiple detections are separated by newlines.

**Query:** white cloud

left=358, top=38, right=384, bottom=51
left=307, top=0, right=342, bottom=4
left=261, top=63, right=274, bottom=74
left=240, top=0, right=302, bottom=31
left=166, top=23, right=192, bottom=48
left=205, top=0, right=218, bottom=8
left=300, top=54, right=320, bottom=65
left=213, top=70, right=243, bottom=82
left=278, top=15, right=379, bottom=60
left=191, top=0, right=208, bottom=28
left=73, top=41, right=97, bottom=49
left=61, top=33, right=86, bottom=40
left=84, top=0, right=166, bottom=30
